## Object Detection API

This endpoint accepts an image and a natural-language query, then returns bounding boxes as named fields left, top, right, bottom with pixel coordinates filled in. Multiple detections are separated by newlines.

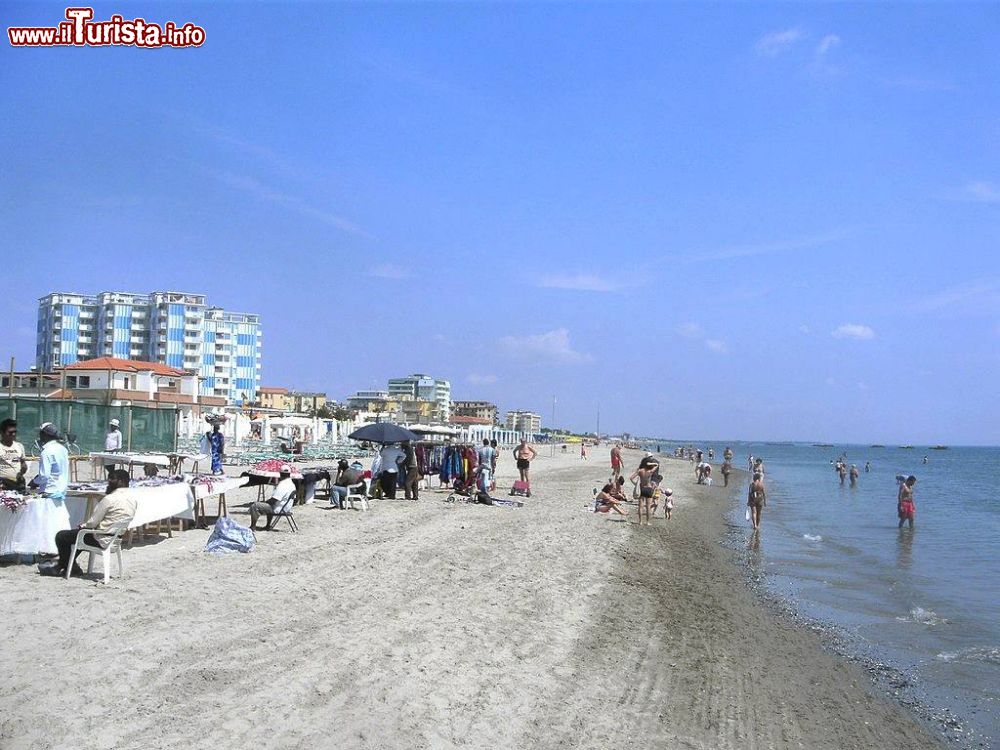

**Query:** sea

left=647, top=440, right=999, bottom=748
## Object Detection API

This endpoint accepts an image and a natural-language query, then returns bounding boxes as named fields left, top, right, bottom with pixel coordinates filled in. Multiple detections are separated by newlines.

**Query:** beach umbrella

left=348, top=423, right=418, bottom=444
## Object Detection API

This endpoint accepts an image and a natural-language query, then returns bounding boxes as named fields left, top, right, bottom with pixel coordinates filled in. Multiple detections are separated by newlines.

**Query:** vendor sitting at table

left=248, top=465, right=296, bottom=531
left=0, top=418, right=28, bottom=491
left=330, top=459, right=364, bottom=510
left=48, top=469, right=137, bottom=578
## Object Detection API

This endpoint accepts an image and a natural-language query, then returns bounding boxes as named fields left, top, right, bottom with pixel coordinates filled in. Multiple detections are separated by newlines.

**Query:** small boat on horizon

left=900, top=445, right=915, bottom=449
left=812, top=443, right=835, bottom=448
left=930, top=445, right=949, bottom=450
left=870, top=444, right=885, bottom=448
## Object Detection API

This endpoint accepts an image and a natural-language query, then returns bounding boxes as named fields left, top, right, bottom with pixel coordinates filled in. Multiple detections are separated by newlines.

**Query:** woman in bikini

left=747, top=471, right=766, bottom=530
left=897, top=475, right=917, bottom=529
left=594, top=482, right=628, bottom=516
left=630, top=459, right=659, bottom=526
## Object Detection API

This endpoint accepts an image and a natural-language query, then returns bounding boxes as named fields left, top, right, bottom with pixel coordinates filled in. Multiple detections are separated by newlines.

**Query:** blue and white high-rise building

left=36, top=290, right=262, bottom=405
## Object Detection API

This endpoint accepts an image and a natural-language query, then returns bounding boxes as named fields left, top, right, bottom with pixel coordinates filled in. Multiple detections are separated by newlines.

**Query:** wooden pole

left=8, top=356, right=15, bottom=420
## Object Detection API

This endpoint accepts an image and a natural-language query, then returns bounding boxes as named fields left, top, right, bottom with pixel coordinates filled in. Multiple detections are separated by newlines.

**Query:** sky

left=2, top=2, right=999, bottom=445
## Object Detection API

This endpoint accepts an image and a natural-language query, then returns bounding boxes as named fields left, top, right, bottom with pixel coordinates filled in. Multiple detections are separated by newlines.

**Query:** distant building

left=505, top=410, right=542, bottom=434
left=35, top=290, right=261, bottom=405
left=257, top=387, right=290, bottom=411
left=0, top=357, right=226, bottom=417
left=387, top=374, right=451, bottom=422
left=452, top=400, right=498, bottom=424
left=345, top=390, right=391, bottom=410
left=288, top=391, right=327, bottom=413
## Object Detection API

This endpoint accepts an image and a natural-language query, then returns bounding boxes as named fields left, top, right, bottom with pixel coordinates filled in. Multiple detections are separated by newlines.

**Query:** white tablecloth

left=89, top=452, right=173, bottom=468
left=188, top=476, right=248, bottom=501
left=0, top=497, right=72, bottom=555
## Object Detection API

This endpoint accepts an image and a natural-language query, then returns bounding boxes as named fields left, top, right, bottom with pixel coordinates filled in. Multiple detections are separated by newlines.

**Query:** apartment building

left=505, top=410, right=542, bottom=434
left=387, top=374, right=451, bottom=422
left=36, top=290, right=262, bottom=405
left=452, top=400, right=498, bottom=424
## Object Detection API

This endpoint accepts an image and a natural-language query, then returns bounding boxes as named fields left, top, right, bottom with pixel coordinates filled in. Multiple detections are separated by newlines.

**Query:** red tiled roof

left=65, top=357, right=187, bottom=377
left=259, top=387, right=289, bottom=394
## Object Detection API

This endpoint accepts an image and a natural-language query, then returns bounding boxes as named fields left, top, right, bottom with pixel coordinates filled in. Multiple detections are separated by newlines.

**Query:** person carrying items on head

left=249, top=464, right=296, bottom=531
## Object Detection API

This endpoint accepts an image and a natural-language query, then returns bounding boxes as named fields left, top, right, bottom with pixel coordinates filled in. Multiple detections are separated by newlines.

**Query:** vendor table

left=0, top=495, right=74, bottom=556
left=188, top=475, right=248, bottom=527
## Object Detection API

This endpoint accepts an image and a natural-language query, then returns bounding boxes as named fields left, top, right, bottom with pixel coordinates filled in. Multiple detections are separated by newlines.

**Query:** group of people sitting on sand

left=595, top=447, right=674, bottom=525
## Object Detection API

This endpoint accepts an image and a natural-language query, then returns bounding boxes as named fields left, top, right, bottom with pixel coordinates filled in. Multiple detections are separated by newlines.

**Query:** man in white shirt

left=0, top=418, right=27, bottom=491
left=378, top=444, right=404, bottom=499
left=30, top=423, right=69, bottom=499
left=249, top=465, right=296, bottom=530
left=104, top=419, right=123, bottom=476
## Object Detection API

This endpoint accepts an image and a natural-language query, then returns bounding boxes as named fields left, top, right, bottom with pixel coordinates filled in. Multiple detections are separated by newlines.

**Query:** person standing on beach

left=898, top=475, right=917, bottom=529
left=489, top=439, right=499, bottom=490
left=747, top=472, right=766, bottom=530
left=202, top=420, right=225, bottom=475
left=104, top=419, right=123, bottom=477
left=401, top=440, right=420, bottom=501
left=0, top=419, right=27, bottom=491
left=378, top=443, right=404, bottom=499
left=580, top=443, right=588, bottom=460
left=610, top=443, right=623, bottom=480
left=724, top=447, right=733, bottom=462
left=849, top=464, right=859, bottom=487
left=514, top=439, right=537, bottom=485
left=721, top=459, right=732, bottom=487
left=837, top=461, right=847, bottom=486
left=630, top=459, right=658, bottom=526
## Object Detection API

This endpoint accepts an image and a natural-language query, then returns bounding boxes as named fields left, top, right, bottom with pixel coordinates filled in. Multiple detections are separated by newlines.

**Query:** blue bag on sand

left=204, top=516, right=256, bottom=555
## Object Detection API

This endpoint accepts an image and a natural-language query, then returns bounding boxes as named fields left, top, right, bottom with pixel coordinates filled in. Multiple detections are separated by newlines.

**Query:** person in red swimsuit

left=610, top=443, right=623, bottom=480
left=897, top=475, right=917, bottom=529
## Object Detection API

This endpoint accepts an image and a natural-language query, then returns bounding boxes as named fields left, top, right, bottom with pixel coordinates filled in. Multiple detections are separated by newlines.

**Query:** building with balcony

left=36, top=290, right=262, bottom=405
left=505, top=410, right=542, bottom=434
left=387, top=374, right=451, bottom=422
left=257, top=387, right=290, bottom=411
left=452, top=400, right=498, bottom=424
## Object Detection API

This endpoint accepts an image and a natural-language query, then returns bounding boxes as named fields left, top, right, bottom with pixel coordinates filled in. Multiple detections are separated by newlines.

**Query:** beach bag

left=204, top=516, right=256, bottom=555
left=745, top=508, right=751, bottom=522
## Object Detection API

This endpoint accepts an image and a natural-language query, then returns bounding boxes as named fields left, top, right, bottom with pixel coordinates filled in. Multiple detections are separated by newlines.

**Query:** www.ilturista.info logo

left=8, top=7, right=205, bottom=48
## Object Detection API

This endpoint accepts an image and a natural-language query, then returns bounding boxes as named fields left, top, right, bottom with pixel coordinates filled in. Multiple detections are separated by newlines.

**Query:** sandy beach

left=0, top=448, right=944, bottom=749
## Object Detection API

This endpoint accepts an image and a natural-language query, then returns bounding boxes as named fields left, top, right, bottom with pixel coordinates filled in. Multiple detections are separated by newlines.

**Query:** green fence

left=0, top=398, right=178, bottom=455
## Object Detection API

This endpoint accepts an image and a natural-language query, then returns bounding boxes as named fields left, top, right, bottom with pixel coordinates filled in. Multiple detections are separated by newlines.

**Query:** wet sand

left=0, top=448, right=943, bottom=749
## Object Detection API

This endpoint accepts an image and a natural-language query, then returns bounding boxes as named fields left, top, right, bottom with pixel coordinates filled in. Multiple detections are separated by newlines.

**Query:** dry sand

left=0, top=448, right=944, bottom=749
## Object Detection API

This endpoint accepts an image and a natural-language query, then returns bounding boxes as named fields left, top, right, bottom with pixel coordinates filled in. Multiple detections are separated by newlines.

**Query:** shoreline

left=0, top=446, right=944, bottom=748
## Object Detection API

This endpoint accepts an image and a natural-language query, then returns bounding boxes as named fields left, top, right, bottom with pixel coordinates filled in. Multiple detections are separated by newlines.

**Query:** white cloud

left=676, top=322, right=704, bottom=339
left=958, top=181, right=1000, bottom=205
left=467, top=373, right=498, bottom=385
left=680, top=230, right=846, bottom=263
left=704, top=339, right=728, bottom=354
left=909, top=278, right=1000, bottom=315
left=816, top=34, right=840, bottom=57
left=831, top=323, right=875, bottom=340
left=537, top=273, right=621, bottom=292
left=498, top=329, right=591, bottom=365
left=210, top=170, right=370, bottom=238
left=754, top=27, right=804, bottom=57
left=798, top=325, right=812, bottom=334
left=881, top=76, right=955, bottom=93
left=368, top=264, right=408, bottom=280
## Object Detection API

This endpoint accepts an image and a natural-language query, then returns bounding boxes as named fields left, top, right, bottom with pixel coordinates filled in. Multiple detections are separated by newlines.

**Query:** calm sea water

left=650, top=441, right=1000, bottom=747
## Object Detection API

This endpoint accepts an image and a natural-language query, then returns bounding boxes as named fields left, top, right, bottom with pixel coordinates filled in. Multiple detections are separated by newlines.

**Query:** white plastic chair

left=345, top=481, right=369, bottom=511
left=66, top=522, right=128, bottom=584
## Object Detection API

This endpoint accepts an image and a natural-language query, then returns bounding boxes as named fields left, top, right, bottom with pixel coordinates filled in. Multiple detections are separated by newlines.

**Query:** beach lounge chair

left=66, top=521, right=128, bottom=584
left=345, top=481, right=369, bottom=511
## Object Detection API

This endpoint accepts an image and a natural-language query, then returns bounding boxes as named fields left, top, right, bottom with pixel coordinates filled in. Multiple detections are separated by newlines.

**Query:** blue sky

left=2, top=2, right=999, bottom=444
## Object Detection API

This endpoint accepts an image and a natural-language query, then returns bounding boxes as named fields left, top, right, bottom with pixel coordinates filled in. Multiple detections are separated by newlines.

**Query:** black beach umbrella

left=348, top=423, right=419, bottom=444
